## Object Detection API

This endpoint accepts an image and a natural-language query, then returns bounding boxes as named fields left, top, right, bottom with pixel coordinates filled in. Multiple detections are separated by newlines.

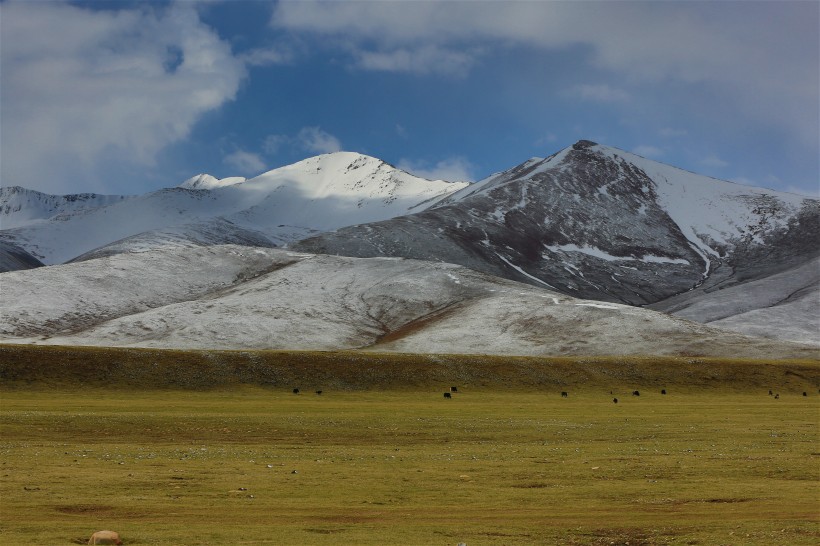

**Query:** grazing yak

left=88, top=530, right=122, bottom=545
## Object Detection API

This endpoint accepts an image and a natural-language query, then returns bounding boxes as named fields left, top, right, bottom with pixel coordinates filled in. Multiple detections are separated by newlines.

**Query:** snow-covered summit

left=239, top=151, right=466, bottom=202
left=179, top=174, right=246, bottom=190
left=0, top=152, right=469, bottom=265
left=0, top=185, right=128, bottom=230
left=297, top=139, right=819, bottom=309
left=578, top=141, right=808, bottom=250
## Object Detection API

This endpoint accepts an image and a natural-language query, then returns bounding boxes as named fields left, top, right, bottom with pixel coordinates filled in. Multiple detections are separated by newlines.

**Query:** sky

left=1, top=0, right=818, bottom=198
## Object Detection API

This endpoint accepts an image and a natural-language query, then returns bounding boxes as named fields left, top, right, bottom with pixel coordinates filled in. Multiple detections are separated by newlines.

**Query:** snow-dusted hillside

left=0, top=152, right=468, bottom=265
left=651, top=257, right=819, bottom=345
left=0, top=245, right=815, bottom=358
left=0, top=246, right=293, bottom=338
left=0, top=186, right=129, bottom=230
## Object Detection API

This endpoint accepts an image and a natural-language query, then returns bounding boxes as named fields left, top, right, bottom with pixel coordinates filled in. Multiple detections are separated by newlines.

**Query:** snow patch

left=573, top=302, right=620, bottom=310
left=545, top=243, right=689, bottom=265
left=495, top=253, right=557, bottom=289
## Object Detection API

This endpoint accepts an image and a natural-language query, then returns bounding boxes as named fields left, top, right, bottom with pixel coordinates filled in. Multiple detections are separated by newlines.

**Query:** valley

left=2, top=375, right=818, bottom=545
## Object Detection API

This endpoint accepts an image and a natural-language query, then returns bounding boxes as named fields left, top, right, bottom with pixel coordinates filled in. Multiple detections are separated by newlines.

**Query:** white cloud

left=261, top=134, right=289, bottom=155
left=240, top=46, right=292, bottom=67
left=223, top=150, right=266, bottom=174
left=700, top=154, right=729, bottom=168
left=0, top=2, right=246, bottom=194
left=632, top=145, right=664, bottom=158
left=355, top=45, right=474, bottom=77
left=260, top=129, right=342, bottom=157
left=397, top=157, right=475, bottom=182
left=272, top=1, right=818, bottom=149
left=297, top=127, right=342, bottom=154
left=572, top=84, right=629, bottom=103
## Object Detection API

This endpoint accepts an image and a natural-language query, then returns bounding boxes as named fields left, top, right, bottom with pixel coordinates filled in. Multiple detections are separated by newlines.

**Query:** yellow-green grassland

left=1, top=344, right=818, bottom=545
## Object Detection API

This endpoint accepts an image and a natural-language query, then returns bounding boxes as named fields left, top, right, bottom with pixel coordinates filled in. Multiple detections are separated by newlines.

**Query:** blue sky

left=2, top=0, right=818, bottom=197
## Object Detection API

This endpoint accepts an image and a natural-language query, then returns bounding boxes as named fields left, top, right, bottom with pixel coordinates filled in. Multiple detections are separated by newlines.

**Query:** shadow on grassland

left=1, top=343, right=818, bottom=393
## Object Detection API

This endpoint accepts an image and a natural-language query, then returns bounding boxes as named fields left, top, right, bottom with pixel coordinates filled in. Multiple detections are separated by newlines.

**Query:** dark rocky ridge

left=295, top=142, right=818, bottom=307
left=0, top=241, right=44, bottom=273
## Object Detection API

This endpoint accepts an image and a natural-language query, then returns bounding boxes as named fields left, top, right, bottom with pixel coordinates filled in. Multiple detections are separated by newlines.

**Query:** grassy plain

left=1, top=345, right=818, bottom=545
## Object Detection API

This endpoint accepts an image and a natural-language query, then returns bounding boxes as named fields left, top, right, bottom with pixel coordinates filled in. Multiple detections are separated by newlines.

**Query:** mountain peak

left=281, top=151, right=388, bottom=176
left=572, top=139, right=599, bottom=150
left=247, top=151, right=467, bottom=205
left=179, top=174, right=246, bottom=190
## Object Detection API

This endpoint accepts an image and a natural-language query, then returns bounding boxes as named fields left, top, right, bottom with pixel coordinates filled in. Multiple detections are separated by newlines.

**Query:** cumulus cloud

left=261, top=134, right=289, bottom=155
left=355, top=45, right=474, bottom=77
left=223, top=150, right=266, bottom=174
left=240, top=46, right=292, bottom=67
left=297, top=127, right=342, bottom=154
left=397, top=157, right=475, bottom=182
left=272, top=1, right=818, bottom=149
left=0, top=2, right=246, bottom=194
left=259, top=129, right=343, bottom=157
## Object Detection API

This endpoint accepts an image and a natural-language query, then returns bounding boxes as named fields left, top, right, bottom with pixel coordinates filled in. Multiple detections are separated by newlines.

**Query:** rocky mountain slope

left=1, top=245, right=815, bottom=358
left=296, top=141, right=817, bottom=307
left=2, top=141, right=815, bottom=348
left=0, top=241, right=44, bottom=273
left=650, top=256, right=819, bottom=343
left=0, top=152, right=468, bottom=265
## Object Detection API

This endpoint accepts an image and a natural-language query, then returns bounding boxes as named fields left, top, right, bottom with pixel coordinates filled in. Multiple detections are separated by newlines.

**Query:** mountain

left=0, top=152, right=468, bottom=265
left=3, top=141, right=815, bottom=348
left=650, top=256, right=819, bottom=343
left=294, top=140, right=818, bottom=308
left=0, top=186, right=129, bottom=230
left=1, top=245, right=815, bottom=358
left=0, top=241, right=44, bottom=273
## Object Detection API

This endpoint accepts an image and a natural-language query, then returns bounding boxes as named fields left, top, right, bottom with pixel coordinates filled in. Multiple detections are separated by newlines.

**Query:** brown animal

left=88, top=530, right=122, bottom=545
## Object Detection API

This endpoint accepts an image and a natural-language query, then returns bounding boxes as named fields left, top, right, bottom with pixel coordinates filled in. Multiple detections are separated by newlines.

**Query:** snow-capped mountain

left=1, top=245, right=814, bottom=358
left=0, top=152, right=468, bottom=265
left=2, top=140, right=816, bottom=347
left=295, top=140, right=818, bottom=307
left=179, top=174, right=246, bottom=190
left=0, top=186, right=129, bottom=230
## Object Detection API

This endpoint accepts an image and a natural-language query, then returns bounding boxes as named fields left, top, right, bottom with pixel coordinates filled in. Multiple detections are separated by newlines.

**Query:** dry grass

left=1, top=343, right=818, bottom=392
left=1, top=345, right=818, bottom=544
